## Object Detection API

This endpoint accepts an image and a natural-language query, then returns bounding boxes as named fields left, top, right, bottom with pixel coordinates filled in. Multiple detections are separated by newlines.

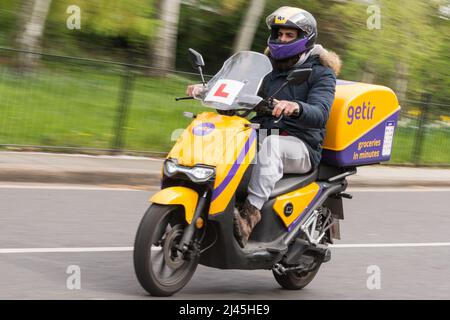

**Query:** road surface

left=0, top=184, right=449, bottom=299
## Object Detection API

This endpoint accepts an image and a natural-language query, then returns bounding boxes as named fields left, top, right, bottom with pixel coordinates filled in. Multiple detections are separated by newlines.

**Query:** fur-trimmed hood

left=308, top=44, right=342, bottom=76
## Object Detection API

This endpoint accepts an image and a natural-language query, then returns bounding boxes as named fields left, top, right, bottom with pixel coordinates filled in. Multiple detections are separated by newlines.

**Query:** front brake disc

left=163, top=225, right=186, bottom=269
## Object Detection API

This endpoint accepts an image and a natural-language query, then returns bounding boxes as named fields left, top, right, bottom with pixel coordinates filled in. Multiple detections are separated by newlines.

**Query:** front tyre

left=133, top=204, right=199, bottom=296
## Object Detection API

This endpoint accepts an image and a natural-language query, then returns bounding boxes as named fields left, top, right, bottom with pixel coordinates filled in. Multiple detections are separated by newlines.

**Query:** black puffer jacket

left=252, top=45, right=342, bottom=168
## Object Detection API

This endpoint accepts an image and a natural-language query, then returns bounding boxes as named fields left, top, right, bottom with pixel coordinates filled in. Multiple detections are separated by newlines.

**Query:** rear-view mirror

left=188, top=48, right=205, bottom=69
left=287, top=68, right=312, bottom=85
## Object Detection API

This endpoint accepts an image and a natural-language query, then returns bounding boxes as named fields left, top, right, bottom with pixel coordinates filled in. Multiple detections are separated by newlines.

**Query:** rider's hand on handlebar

left=186, top=84, right=205, bottom=98
left=272, top=99, right=300, bottom=117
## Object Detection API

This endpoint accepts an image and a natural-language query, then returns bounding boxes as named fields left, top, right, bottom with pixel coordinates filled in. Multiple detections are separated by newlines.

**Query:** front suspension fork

left=178, top=190, right=208, bottom=255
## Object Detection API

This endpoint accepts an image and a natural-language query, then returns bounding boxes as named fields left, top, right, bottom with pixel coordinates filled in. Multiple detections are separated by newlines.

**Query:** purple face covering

left=268, top=37, right=309, bottom=60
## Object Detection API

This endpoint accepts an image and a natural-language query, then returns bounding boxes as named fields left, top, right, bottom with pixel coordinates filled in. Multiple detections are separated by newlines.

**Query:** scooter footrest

left=266, top=243, right=288, bottom=254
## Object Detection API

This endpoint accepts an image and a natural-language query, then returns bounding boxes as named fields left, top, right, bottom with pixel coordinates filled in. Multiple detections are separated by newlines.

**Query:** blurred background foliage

left=47, top=0, right=159, bottom=57
left=0, top=0, right=448, bottom=163
left=0, top=0, right=448, bottom=105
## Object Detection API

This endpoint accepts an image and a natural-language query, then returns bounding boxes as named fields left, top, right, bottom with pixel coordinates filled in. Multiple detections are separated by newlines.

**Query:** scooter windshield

left=199, top=51, right=273, bottom=110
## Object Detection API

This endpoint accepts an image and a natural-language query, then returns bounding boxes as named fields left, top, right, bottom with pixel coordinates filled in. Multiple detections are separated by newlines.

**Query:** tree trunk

left=150, top=0, right=181, bottom=75
left=15, top=0, right=53, bottom=71
left=232, top=0, right=266, bottom=53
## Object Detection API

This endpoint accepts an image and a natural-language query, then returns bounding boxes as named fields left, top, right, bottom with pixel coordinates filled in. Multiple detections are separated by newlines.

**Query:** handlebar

left=175, top=96, right=298, bottom=120
left=255, top=99, right=300, bottom=118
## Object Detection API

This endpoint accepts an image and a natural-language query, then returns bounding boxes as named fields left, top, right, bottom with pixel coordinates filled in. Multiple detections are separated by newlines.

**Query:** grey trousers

left=247, top=134, right=312, bottom=210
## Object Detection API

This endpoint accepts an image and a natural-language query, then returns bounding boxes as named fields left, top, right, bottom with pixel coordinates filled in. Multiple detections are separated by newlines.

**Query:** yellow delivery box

left=321, top=80, right=401, bottom=167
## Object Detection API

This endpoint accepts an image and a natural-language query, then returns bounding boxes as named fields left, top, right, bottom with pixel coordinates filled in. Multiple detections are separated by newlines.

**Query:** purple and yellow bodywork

left=152, top=80, right=401, bottom=228
left=153, top=112, right=257, bottom=216
left=272, top=183, right=322, bottom=231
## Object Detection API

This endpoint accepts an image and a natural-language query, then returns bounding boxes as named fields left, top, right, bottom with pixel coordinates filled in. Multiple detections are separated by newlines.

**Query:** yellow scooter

left=133, top=50, right=400, bottom=296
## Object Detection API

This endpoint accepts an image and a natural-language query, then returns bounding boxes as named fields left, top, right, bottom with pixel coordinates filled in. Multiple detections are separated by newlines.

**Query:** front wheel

left=133, top=204, right=199, bottom=296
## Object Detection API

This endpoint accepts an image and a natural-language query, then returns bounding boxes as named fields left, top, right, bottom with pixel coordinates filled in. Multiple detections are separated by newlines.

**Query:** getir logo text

left=347, top=101, right=375, bottom=125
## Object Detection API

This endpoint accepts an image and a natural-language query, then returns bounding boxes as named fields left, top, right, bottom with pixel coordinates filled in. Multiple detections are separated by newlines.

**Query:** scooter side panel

left=272, top=182, right=321, bottom=228
left=150, top=187, right=199, bottom=224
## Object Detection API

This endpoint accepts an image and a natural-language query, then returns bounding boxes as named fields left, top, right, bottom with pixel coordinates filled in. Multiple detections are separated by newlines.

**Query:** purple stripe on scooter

left=211, top=130, right=256, bottom=202
left=287, top=187, right=323, bottom=232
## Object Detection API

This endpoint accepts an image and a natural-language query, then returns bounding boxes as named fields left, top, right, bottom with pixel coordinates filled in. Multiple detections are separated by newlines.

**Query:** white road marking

left=330, top=242, right=450, bottom=248
left=0, top=247, right=133, bottom=254
left=0, top=184, right=148, bottom=191
left=1, top=243, right=450, bottom=254
left=348, top=187, right=450, bottom=192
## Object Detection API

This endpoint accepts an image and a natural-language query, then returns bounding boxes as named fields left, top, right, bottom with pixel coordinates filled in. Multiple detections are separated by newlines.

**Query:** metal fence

left=0, top=47, right=449, bottom=165
left=393, top=96, right=450, bottom=166
left=0, top=46, right=210, bottom=156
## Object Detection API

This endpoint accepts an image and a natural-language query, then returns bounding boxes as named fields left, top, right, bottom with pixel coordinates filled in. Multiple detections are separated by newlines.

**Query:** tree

left=232, top=0, right=266, bottom=52
left=340, top=0, right=448, bottom=106
left=15, top=0, right=53, bottom=70
left=175, top=0, right=248, bottom=73
left=151, top=0, right=182, bottom=73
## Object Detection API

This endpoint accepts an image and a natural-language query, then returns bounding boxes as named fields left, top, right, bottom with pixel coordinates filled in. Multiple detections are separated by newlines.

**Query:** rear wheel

left=133, top=204, right=199, bottom=296
left=274, top=206, right=333, bottom=290
left=273, top=262, right=322, bottom=290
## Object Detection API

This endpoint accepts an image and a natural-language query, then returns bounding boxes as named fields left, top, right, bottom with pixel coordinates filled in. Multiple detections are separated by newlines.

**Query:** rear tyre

left=134, top=204, right=199, bottom=296
left=273, top=262, right=322, bottom=290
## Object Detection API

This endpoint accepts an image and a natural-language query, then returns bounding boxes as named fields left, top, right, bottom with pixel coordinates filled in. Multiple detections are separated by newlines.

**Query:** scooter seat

left=269, top=169, right=319, bottom=198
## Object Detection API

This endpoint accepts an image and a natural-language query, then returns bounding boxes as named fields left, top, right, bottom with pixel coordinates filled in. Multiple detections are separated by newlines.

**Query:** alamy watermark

left=366, top=265, right=381, bottom=290
left=367, top=5, right=381, bottom=30
left=169, top=127, right=296, bottom=168
left=66, top=265, right=81, bottom=290
left=66, top=5, right=81, bottom=30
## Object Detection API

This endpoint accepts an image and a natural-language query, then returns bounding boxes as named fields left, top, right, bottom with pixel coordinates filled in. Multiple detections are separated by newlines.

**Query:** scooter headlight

left=165, top=160, right=178, bottom=175
left=191, top=167, right=215, bottom=181
left=164, top=159, right=215, bottom=183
